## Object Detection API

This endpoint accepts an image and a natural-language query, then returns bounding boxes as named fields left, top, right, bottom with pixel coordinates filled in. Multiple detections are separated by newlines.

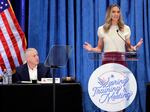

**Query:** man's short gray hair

left=25, top=48, right=37, bottom=59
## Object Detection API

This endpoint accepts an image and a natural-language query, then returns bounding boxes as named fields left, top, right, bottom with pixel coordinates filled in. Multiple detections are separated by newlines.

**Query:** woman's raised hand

left=136, top=38, right=143, bottom=48
left=83, top=42, right=93, bottom=52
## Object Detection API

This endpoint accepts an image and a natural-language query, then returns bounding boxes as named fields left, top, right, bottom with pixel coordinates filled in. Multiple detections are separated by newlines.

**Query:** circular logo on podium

left=88, top=63, right=137, bottom=111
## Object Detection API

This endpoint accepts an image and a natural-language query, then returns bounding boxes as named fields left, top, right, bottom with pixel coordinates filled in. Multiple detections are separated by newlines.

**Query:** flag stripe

left=8, top=8, right=26, bottom=51
left=0, top=14, right=19, bottom=66
left=0, top=28, right=16, bottom=70
left=0, top=66, right=3, bottom=76
left=0, top=53, right=6, bottom=70
left=7, top=8, right=26, bottom=62
left=0, top=38, right=12, bottom=71
left=2, top=9, right=23, bottom=65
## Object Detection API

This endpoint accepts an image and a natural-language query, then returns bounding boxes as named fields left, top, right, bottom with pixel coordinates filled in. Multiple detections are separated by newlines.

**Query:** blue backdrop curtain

left=10, top=0, right=150, bottom=112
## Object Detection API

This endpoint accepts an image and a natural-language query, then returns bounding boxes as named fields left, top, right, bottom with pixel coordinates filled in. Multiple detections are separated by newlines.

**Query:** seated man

left=13, top=48, right=51, bottom=83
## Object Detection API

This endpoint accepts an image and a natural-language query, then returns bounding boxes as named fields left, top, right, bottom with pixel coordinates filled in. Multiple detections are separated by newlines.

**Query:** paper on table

left=21, top=81, right=32, bottom=83
left=38, top=78, right=60, bottom=84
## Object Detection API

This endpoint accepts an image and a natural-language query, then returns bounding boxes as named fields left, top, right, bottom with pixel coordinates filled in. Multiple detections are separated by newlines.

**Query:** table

left=0, top=83, right=83, bottom=112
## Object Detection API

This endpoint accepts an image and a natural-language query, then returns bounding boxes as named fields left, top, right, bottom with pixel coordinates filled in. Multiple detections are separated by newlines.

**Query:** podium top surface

left=88, top=51, right=139, bottom=61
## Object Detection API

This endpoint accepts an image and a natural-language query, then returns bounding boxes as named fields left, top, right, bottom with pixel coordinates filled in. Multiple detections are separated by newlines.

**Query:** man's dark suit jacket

left=12, top=63, right=51, bottom=83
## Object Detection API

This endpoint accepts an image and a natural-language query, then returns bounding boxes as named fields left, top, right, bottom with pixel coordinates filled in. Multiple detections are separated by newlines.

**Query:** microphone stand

left=50, top=65, right=59, bottom=112
left=116, top=30, right=131, bottom=49
left=44, top=45, right=72, bottom=112
left=116, top=30, right=137, bottom=59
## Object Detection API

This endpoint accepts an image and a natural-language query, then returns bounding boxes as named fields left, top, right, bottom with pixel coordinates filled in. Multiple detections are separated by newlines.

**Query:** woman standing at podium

left=83, top=4, right=143, bottom=66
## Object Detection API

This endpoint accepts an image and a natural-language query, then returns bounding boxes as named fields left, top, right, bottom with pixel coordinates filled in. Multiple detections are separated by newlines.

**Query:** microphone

left=116, top=29, right=132, bottom=50
left=116, top=30, right=137, bottom=58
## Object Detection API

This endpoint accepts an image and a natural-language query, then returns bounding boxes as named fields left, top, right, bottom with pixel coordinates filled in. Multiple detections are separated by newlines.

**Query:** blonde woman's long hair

left=103, top=4, right=124, bottom=32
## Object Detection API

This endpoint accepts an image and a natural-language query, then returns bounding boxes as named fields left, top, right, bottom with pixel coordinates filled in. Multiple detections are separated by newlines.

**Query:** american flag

left=0, top=0, right=26, bottom=75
